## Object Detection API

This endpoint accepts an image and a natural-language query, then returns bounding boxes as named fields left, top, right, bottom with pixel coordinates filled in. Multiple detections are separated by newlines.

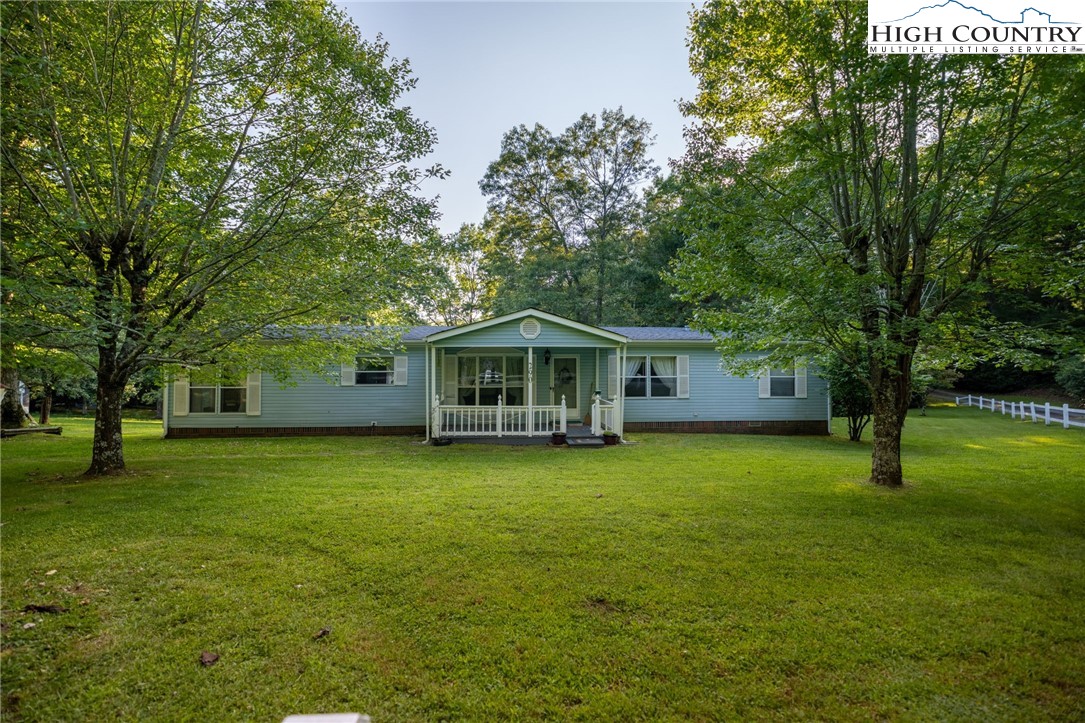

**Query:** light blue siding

left=166, top=338, right=828, bottom=432
left=168, top=347, right=428, bottom=428
left=621, top=346, right=828, bottom=423
left=435, top=316, right=620, bottom=348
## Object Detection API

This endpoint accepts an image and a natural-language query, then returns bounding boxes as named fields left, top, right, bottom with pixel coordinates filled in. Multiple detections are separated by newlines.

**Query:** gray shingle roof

left=402, top=325, right=452, bottom=341
left=602, top=326, right=715, bottom=342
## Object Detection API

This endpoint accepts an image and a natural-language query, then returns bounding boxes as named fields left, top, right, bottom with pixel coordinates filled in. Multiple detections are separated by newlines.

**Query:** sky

left=340, top=2, right=699, bottom=234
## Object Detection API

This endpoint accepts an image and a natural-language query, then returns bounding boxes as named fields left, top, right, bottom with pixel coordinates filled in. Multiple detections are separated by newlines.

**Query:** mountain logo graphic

left=883, top=1, right=1077, bottom=25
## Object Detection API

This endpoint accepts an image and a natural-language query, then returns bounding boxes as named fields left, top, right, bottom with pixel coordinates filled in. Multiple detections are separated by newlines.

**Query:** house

left=163, top=308, right=830, bottom=440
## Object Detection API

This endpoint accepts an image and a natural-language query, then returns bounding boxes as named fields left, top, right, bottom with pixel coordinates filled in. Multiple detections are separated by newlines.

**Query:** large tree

left=1, top=1, right=439, bottom=473
left=480, top=108, right=658, bottom=325
left=675, top=0, right=1085, bottom=486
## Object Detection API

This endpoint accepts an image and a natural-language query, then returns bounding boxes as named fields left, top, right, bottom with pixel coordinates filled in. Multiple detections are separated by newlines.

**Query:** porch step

left=566, top=436, right=606, bottom=448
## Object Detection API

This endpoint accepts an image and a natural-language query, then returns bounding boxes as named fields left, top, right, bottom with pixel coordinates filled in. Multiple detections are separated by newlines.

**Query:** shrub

left=1055, top=356, right=1085, bottom=403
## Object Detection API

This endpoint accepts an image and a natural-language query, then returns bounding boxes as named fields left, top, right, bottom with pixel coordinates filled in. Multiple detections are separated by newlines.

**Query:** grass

left=2, top=406, right=1083, bottom=721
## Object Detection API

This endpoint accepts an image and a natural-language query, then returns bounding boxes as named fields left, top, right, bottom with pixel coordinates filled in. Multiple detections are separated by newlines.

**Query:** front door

left=551, top=356, right=579, bottom=420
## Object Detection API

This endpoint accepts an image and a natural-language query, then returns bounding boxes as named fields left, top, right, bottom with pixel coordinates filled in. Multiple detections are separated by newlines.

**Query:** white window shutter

left=442, top=353, right=457, bottom=401
left=677, top=355, right=690, bottom=399
left=173, top=375, right=189, bottom=416
left=758, top=369, right=771, bottom=399
left=607, top=353, right=617, bottom=399
left=246, top=372, right=261, bottom=415
left=341, top=362, right=355, bottom=386
left=393, top=355, right=409, bottom=386
left=795, top=361, right=807, bottom=399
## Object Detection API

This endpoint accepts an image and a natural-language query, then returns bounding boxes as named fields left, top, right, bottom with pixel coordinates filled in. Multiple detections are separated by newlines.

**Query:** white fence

left=433, top=395, right=567, bottom=438
left=955, top=394, right=1084, bottom=430
left=590, top=395, right=615, bottom=436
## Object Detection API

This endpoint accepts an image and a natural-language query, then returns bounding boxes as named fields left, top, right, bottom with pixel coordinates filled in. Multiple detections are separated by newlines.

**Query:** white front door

left=551, top=356, right=579, bottom=420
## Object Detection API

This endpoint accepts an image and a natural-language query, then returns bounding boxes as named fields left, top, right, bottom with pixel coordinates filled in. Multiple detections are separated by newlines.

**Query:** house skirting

left=623, top=420, right=829, bottom=435
left=166, top=425, right=426, bottom=439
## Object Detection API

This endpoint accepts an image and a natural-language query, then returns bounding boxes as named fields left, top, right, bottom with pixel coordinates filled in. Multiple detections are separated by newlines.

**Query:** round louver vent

left=519, top=318, right=541, bottom=340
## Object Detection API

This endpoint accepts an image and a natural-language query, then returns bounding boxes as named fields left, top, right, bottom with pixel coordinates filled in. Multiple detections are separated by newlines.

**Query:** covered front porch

left=418, top=309, right=630, bottom=442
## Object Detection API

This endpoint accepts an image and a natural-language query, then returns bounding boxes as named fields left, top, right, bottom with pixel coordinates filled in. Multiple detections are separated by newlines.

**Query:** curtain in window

left=624, top=356, right=646, bottom=398
left=651, top=356, right=676, bottom=396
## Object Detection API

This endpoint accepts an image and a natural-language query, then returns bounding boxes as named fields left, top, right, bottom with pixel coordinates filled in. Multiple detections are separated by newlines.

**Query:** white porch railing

left=955, top=394, right=1084, bottom=430
left=434, top=395, right=567, bottom=438
left=591, top=394, right=616, bottom=435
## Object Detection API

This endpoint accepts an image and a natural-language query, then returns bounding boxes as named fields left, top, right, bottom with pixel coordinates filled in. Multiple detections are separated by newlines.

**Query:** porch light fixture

left=544, top=349, right=551, bottom=366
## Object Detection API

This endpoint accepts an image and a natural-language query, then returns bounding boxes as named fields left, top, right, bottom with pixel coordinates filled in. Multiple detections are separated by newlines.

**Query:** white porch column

left=527, top=346, right=534, bottom=437
left=617, top=343, right=625, bottom=438
left=425, top=344, right=434, bottom=441
left=594, top=348, right=600, bottom=394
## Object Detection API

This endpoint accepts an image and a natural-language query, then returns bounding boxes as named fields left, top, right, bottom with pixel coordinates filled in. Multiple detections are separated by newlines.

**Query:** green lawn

left=2, top=407, right=1083, bottom=721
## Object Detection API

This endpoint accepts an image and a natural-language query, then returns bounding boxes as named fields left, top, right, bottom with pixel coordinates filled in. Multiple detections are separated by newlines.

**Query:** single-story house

left=164, top=308, right=830, bottom=440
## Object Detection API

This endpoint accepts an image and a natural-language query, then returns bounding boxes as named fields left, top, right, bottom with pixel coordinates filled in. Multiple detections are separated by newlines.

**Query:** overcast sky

left=340, top=2, right=699, bottom=234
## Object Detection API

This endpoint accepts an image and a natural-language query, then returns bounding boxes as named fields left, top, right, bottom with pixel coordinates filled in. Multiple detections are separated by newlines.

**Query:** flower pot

left=603, top=434, right=619, bottom=446
left=551, top=432, right=568, bottom=445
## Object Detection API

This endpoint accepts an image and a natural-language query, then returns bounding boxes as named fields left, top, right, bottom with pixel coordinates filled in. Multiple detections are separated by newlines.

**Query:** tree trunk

left=869, top=357, right=911, bottom=487
left=1, top=364, right=29, bottom=428
left=39, top=386, right=53, bottom=425
left=87, top=371, right=128, bottom=475
left=870, top=401, right=904, bottom=486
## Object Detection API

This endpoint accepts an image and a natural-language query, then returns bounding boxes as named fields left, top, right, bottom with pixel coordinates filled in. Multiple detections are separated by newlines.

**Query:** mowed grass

left=2, top=407, right=1083, bottom=721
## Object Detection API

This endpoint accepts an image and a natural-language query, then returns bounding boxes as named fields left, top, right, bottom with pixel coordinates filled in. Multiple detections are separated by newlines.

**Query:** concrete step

left=566, top=436, right=606, bottom=448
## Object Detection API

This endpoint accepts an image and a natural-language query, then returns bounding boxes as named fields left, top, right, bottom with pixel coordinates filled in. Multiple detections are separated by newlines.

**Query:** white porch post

left=560, top=395, right=567, bottom=433
left=594, top=348, right=600, bottom=394
left=497, top=395, right=504, bottom=437
left=527, top=346, right=534, bottom=437
left=424, top=343, right=430, bottom=441
left=617, top=343, right=625, bottom=438
left=428, top=344, right=438, bottom=441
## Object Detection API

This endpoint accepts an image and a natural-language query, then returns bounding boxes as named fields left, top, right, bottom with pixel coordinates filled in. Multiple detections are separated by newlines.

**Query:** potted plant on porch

left=602, top=430, right=620, bottom=446
left=551, top=430, right=567, bottom=445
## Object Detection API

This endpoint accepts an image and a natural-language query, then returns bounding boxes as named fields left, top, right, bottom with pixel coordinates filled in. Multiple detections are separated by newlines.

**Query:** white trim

left=607, top=353, right=617, bottom=399
left=173, top=375, right=190, bottom=416
left=393, top=355, right=409, bottom=386
left=424, top=308, right=628, bottom=344
left=162, top=377, right=170, bottom=436
left=677, top=355, right=690, bottom=399
left=246, top=372, right=262, bottom=416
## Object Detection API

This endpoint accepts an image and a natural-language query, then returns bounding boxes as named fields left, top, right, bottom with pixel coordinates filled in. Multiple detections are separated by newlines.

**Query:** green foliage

left=674, top=0, right=1085, bottom=484
left=480, top=108, right=661, bottom=325
left=1, top=0, right=440, bottom=469
left=824, top=351, right=873, bottom=442
left=2, top=410, right=1084, bottom=719
left=414, top=224, right=495, bottom=325
left=1055, top=356, right=1085, bottom=403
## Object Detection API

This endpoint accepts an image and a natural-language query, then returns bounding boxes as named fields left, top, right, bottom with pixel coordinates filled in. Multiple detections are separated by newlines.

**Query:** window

left=758, top=363, right=806, bottom=399
left=769, top=367, right=796, bottom=397
left=625, top=356, right=646, bottom=397
left=624, top=355, right=677, bottom=398
left=188, top=369, right=247, bottom=414
left=456, top=355, right=525, bottom=406
left=356, top=357, right=394, bottom=385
